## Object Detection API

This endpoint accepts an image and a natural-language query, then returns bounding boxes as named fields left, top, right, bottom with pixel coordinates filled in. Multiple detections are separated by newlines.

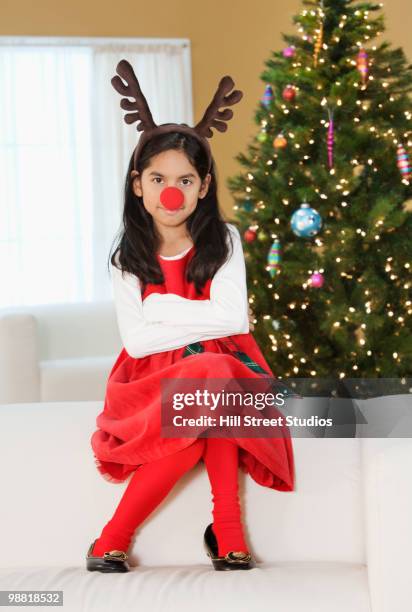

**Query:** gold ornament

left=353, top=164, right=365, bottom=178
left=402, top=198, right=412, bottom=212
left=354, top=326, right=366, bottom=345
left=274, top=133, right=287, bottom=149
left=313, top=18, right=324, bottom=67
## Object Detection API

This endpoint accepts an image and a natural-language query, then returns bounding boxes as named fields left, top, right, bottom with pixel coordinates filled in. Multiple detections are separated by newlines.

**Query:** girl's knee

left=186, top=438, right=206, bottom=463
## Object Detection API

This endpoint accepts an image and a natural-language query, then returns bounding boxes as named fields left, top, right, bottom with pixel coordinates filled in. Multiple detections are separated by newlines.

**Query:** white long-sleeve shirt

left=111, top=222, right=249, bottom=359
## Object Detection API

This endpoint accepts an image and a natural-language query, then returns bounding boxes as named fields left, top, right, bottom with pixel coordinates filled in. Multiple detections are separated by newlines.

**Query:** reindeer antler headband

left=111, top=59, right=243, bottom=174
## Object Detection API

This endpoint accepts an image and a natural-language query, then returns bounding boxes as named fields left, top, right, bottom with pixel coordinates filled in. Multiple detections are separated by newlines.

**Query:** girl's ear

left=199, top=173, right=211, bottom=199
left=131, top=170, right=143, bottom=198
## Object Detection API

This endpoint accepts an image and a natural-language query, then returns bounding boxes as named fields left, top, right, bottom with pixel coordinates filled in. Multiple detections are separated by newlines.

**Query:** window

left=0, top=36, right=193, bottom=307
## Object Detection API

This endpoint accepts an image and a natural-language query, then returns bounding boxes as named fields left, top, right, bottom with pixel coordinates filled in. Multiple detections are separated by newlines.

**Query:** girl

left=87, top=59, right=295, bottom=573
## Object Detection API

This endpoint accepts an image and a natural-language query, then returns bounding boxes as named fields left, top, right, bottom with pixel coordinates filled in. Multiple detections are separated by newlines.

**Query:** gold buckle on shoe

left=103, top=550, right=128, bottom=562
left=224, top=551, right=252, bottom=564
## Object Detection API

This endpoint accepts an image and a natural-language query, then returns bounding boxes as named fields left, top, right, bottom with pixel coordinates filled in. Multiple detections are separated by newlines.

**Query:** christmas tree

left=228, top=0, right=412, bottom=386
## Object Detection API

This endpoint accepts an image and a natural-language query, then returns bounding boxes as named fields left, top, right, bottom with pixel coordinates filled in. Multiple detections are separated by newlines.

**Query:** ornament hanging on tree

left=291, top=203, right=323, bottom=238
left=257, top=130, right=268, bottom=143
left=283, top=45, right=296, bottom=58
left=354, top=326, right=366, bottom=346
left=274, top=133, right=288, bottom=149
left=327, top=107, right=334, bottom=169
left=356, top=48, right=369, bottom=87
left=282, top=84, right=297, bottom=102
left=244, top=227, right=257, bottom=243
left=353, top=164, right=365, bottom=178
left=313, top=12, right=324, bottom=67
left=309, top=272, right=324, bottom=288
left=402, top=198, right=412, bottom=212
left=272, top=319, right=280, bottom=331
left=262, top=85, right=274, bottom=108
left=267, top=239, right=281, bottom=278
left=397, top=143, right=412, bottom=179
left=242, top=198, right=254, bottom=212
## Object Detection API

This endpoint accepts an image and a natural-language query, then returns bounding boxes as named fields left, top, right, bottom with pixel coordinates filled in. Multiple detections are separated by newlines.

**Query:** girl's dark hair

left=108, top=131, right=233, bottom=296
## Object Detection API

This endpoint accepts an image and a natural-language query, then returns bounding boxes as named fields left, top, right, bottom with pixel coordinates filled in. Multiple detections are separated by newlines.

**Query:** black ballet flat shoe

left=86, top=539, right=131, bottom=573
left=203, top=523, right=256, bottom=571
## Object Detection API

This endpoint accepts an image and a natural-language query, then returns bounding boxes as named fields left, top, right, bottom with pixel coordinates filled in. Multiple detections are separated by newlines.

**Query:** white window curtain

left=0, top=37, right=193, bottom=307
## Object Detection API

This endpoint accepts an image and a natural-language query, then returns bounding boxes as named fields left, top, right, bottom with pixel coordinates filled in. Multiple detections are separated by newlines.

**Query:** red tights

left=92, top=438, right=248, bottom=558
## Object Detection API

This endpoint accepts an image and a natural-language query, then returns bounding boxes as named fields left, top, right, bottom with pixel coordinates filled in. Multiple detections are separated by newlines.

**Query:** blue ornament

left=290, top=202, right=322, bottom=238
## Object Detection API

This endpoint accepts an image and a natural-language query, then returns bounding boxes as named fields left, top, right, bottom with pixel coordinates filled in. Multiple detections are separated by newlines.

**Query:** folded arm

left=142, top=223, right=249, bottom=335
left=111, top=225, right=249, bottom=359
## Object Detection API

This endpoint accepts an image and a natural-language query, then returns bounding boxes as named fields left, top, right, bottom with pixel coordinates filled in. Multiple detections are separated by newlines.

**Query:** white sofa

left=0, top=397, right=411, bottom=612
left=0, top=301, right=121, bottom=405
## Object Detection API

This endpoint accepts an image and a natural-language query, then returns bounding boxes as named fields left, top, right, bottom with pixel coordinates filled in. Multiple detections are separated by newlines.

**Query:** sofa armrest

left=0, top=313, right=40, bottom=404
left=361, top=433, right=412, bottom=612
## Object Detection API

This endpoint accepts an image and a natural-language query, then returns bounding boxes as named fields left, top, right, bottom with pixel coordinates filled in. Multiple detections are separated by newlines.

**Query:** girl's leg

left=92, top=438, right=205, bottom=556
left=202, top=437, right=249, bottom=557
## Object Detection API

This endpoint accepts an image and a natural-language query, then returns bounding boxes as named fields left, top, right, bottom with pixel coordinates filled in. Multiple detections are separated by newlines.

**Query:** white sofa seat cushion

left=0, top=401, right=363, bottom=567
left=0, top=563, right=371, bottom=612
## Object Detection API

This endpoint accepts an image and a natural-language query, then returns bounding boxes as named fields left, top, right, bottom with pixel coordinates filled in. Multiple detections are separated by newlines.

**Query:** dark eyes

left=152, top=177, right=192, bottom=186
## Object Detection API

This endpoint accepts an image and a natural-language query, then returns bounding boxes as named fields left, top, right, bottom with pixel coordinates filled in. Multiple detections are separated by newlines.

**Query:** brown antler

left=194, top=76, right=243, bottom=139
left=111, top=59, right=157, bottom=133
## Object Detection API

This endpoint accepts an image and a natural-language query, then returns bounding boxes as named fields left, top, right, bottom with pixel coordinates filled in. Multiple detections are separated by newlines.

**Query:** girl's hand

left=248, top=306, right=255, bottom=331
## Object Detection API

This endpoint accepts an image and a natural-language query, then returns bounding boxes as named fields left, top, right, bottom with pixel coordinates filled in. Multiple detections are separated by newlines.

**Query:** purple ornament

left=261, top=84, right=274, bottom=108
left=283, top=46, right=296, bottom=58
left=327, top=108, right=334, bottom=169
left=310, top=272, right=324, bottom=288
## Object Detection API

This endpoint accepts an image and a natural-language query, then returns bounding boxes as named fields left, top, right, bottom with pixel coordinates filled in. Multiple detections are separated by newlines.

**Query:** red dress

left=91, top=246, right=295, bottom=492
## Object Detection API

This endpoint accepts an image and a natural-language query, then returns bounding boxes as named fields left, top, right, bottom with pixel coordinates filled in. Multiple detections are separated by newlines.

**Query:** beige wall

left=2, top=0, right=411, bottom=217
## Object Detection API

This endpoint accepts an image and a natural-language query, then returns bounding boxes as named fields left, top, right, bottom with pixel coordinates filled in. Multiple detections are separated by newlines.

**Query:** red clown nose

left=160, top=186, right=184, bottom=211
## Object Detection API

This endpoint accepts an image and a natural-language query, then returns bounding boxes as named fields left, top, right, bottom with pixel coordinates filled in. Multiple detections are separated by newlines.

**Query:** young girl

left=87, top=59, right=295, bottom=573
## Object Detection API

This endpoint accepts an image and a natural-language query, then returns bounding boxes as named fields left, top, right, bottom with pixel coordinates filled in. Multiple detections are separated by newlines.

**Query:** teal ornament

left=267, top=239, right=281, bottom=278
left=290, top=202, right=322, bottom=238
left=242, top=198, right=254, bottom=212
left=272, top=319, right=280, bottom=330
left=262, top=85, right=274, bottom=108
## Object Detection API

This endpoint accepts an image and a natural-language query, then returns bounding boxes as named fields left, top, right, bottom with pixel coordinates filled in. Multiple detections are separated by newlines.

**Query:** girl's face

left=131, top=149, right=211, bottom=230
